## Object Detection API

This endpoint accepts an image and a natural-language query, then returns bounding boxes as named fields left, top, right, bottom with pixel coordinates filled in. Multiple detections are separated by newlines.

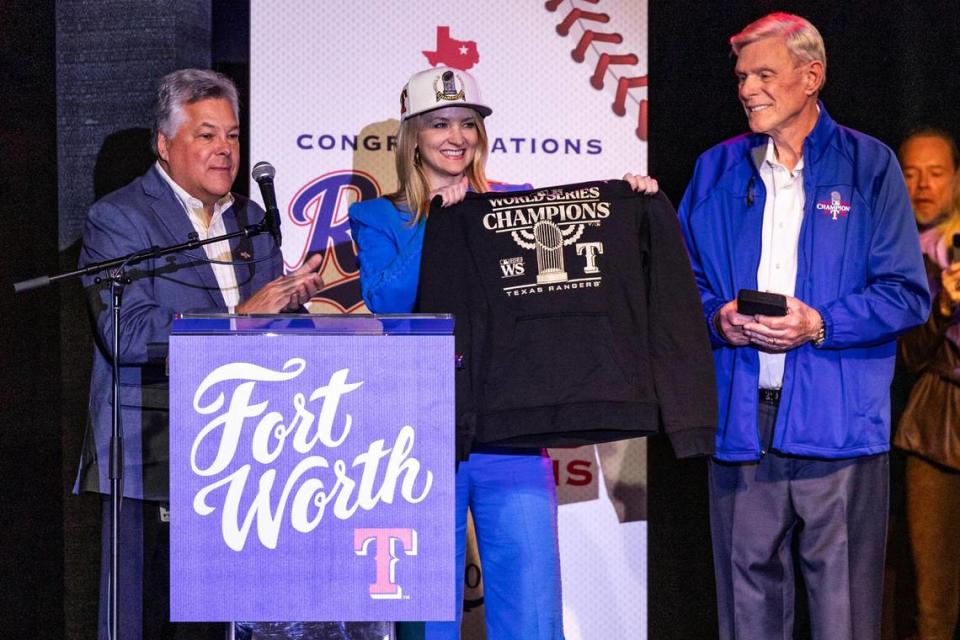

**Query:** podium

left=168, top=314, right=456, bottom=622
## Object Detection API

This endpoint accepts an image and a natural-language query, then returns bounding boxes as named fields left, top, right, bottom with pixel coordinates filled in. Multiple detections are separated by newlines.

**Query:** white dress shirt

left=155, top=162, right=240, bottom=309
left=755, top=139, right=805, bottom=390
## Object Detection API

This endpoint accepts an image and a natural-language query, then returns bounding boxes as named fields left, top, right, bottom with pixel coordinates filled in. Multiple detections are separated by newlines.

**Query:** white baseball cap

left=400, top=67, right=492, bottom=121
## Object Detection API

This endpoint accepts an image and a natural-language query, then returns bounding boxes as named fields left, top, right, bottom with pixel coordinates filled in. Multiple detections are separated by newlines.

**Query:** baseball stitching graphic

left=546, top=0, right=649, bottom=140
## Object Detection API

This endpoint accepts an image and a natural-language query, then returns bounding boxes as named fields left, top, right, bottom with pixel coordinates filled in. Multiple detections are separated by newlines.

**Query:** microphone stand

left=14, top=218, right=274, bottom=640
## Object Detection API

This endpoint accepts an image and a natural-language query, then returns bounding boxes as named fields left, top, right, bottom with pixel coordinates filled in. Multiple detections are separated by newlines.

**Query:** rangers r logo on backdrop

left=287, top=170, right=381, bottom=312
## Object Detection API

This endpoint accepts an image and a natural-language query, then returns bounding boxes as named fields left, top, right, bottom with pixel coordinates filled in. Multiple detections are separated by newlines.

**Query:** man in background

left=899, top=127, right=959, bottom=228
left=888, top=126, right=960, bottom=637
left=893, top=126, right=960, bottom=640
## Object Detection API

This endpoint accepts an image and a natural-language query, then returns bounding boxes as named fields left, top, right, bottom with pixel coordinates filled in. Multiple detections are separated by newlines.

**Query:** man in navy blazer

left=77, top=68, right=322, bottom=640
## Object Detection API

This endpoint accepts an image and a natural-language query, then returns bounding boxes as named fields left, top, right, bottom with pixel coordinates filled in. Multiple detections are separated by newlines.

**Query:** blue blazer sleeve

left=81, top=198, right=188, bottom=365
left=80, top=173, right=281, bottom=365
left=349, top=198, right=425, bottom=313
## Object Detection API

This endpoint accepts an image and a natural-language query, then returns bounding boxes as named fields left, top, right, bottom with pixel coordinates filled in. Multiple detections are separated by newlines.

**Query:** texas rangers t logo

left=816, top=190, right=851, bottom=221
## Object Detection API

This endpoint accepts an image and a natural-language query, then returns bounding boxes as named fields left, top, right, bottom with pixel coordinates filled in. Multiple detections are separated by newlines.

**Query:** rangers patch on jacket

left=815, top=190, right=851, bottom=220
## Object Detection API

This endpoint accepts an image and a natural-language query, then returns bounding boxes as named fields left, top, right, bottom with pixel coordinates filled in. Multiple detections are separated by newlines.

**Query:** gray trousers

left=709, top=399, right=888, bottom=640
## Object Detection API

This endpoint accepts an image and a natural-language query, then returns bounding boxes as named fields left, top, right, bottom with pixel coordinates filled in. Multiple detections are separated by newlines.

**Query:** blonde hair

left=730, top=12, right=827, bottom=90
left=387, top=109, right=490, bottom=223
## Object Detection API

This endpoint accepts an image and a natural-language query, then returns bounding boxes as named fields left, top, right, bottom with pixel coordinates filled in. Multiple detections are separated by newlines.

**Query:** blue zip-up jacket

left=678, top=105, right=930, bottom=462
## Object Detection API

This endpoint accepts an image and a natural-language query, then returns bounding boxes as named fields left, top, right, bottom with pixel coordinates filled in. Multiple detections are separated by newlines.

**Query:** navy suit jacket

left=76, top=165, right=282, bottom=500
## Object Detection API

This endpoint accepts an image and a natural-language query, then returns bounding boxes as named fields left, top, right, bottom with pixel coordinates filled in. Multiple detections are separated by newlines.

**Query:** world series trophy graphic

left=533, top=221, right=567, bottom=284
left=436, top=69, right=465, bottom=102
left=511, top=219, right=587, bottom=284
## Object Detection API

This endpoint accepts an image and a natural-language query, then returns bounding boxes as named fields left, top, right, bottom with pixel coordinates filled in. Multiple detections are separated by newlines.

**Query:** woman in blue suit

left=349, top=66, right=656, bottom=640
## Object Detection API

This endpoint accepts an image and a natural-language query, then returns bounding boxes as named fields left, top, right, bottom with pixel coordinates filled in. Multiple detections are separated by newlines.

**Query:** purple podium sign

left=168, top=315, right=455, bottom=622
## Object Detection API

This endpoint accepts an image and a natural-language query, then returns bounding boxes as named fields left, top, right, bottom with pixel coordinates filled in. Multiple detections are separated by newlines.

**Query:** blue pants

left=401, top=449, right=564, bottom=640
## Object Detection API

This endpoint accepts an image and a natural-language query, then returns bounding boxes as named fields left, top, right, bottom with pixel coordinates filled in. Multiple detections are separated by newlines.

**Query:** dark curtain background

left=0, top=2, right=62, bottom=638
left=0, top=1, right=957, bottom=637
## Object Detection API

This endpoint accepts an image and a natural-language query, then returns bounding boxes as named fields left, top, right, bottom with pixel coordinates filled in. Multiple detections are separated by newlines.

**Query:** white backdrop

left=251, top=1, right=649, bottom=637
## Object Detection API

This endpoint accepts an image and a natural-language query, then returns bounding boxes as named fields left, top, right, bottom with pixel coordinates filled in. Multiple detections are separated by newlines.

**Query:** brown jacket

left=894, top=257, right=960, bottom=470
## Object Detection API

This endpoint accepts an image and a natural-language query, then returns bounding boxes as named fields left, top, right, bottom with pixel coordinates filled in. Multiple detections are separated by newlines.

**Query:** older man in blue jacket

left=678, top=13, right=929, bottom=640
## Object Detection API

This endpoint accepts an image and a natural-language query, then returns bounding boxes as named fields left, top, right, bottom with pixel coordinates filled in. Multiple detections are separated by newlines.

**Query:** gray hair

left=150, top=68, right=240, bottom=155
left=730, top=13, right=827, bottom=89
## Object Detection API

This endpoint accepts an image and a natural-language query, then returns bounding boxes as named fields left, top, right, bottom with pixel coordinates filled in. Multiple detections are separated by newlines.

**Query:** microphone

left=252, top=161, right=282, bottom=247
left=952, top=232, right=960, bottom=264
left=746, top=175, right=755, bottom=208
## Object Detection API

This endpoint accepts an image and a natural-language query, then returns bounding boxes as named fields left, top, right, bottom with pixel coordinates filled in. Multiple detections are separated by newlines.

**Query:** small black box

left=737, top=289, right=787, bottom=316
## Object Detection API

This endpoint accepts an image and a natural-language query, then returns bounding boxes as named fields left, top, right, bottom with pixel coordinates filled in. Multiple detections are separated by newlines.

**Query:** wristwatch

left=812, top=321, right=826, bottom=347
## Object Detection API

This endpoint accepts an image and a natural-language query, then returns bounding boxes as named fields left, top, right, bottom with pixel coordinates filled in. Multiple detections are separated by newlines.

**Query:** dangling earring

left=414, top=148, right=421, bottom=165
